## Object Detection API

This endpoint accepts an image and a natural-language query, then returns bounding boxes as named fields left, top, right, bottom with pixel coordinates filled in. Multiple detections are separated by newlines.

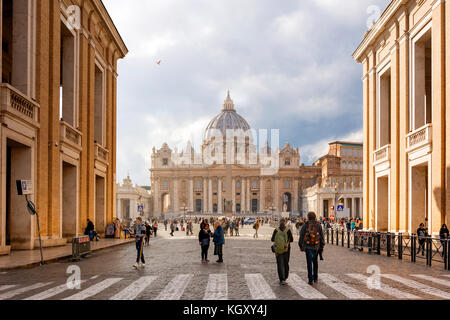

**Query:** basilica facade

left=150, top=93, right=363, bottom=218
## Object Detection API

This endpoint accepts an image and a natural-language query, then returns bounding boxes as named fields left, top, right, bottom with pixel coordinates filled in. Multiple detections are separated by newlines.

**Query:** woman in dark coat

left=213, top=222, right=225, bottom=263
left=198, top=223, right=212, bottom=263
left=440, top=224, right=449, bottom=257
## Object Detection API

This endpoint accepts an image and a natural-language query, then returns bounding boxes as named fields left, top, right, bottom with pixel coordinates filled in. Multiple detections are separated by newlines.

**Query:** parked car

left=244, top=217, right=257, bottom=225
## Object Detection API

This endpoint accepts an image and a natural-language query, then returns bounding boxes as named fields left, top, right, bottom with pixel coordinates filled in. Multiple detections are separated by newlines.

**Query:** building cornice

left=353, top=0, right=407, bottom=63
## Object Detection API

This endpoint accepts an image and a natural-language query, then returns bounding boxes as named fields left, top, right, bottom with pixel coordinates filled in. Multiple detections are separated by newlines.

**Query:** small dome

left=204, top=91, right=251, bottom=141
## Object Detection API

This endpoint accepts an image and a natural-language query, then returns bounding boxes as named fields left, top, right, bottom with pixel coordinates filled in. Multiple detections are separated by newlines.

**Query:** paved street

left=0, top=224, right=449, bottom=300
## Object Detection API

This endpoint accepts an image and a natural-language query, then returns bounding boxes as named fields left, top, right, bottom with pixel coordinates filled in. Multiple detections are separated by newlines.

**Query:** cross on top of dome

left=222, top=90, right=235, bottom=111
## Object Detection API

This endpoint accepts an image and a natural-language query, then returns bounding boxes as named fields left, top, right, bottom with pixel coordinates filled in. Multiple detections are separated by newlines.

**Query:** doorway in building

left=282, top=193, right=291, bottom=212
left=95, top=175, right=106, bottom=234
left=251, top=199, right=258, bottom=213
left=376, top=176, right=389, bottom=231
left=123, top=199, right=130, bottom=219
left=62, top=162, right=77, bottom=239
left=195, top=199, right=202, bottom=213
left=162, top=193, right=170, bottom=214
left=5, top=139, right=32, bottom=249
left=236, top=203, right=241, bottom=213
left=213, top=203, right=218, bottom=213
left=410, top=164, right=429, bottom=233
left=323, top=200, right=329, bottom=218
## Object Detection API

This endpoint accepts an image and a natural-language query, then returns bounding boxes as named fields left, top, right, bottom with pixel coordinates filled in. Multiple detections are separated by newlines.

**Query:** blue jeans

left=305, top=249, right=319, bottom=282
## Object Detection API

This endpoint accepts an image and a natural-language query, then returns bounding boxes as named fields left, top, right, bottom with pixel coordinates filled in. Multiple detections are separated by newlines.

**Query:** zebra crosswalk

left=0, top=273, right=448, bottom=300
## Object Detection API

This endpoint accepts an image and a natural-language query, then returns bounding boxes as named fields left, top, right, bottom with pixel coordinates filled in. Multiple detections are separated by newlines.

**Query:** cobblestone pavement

left=0, top=224, right=448, bottom=300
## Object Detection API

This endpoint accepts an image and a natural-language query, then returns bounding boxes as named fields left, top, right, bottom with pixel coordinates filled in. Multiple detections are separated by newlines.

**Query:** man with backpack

left=133, top=217, right=146, bottom=268
left=271, top=218, right=294, bottom=285
left=299, top=212, right=325, bottom=285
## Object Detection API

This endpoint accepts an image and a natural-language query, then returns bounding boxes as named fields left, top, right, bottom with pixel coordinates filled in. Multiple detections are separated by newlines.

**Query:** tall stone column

left=117, top=198, right=122, bottom=220
left=293, top=179, right=299, bottom=213
left=232, top=178, right=236, bottom=213
left=153, top=178, right=160, bottom=215
left=260, top=178, right=265, bottom=213
left=203, top=179, right=208, bottom=213
left=189, top=178, right=194, bottom=212
left=241, top=178, right=246, bottom=213
left=431, top=2, right=446, bottom=235
left=274, top=178, right=279, bottom=212
left=218, top=178, right=222, bottom=214
left=208, top=178, right=213, bottom=213
left=174, top=178, right=179, bottom=214
left=247, top=177, right=251, bottom=213
left=351, top=197, right=355, bottom=219
left=368, top=49, right=376, bottom=231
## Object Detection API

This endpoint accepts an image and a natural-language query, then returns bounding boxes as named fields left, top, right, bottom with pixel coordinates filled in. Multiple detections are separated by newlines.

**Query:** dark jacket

left=440, top=227, right=449, bottom=239
left=85, top=221, right=94, bottom=234
left=417, top=227, right=428, bottom=240
left=199, top=228, right=212, bottom=246
left=213, top=225, right=225, bottom=245
left=298, top=221, right=325, bottom=251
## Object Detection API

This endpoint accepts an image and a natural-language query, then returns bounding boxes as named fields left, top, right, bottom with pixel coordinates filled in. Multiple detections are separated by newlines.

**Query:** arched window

left=163, top=180, right=169, bottom=191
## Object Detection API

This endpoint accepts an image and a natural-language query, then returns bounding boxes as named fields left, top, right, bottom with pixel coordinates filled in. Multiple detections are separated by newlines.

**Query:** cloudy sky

left=103, top=0, right=390, bottom=186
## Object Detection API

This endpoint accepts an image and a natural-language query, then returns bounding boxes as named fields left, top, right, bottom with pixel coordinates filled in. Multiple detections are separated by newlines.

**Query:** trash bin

left=72, top=235, right=91, bottom=261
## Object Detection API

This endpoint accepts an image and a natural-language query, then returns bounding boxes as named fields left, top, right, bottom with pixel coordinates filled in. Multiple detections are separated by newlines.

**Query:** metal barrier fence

left=325, top=228, right=450, bottom=271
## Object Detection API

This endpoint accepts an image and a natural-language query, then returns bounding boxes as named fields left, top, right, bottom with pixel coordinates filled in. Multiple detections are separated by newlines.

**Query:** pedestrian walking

left=253, top=220, right=260, bottom=238
left=164, top=219, right=168, bottom=231
left=170, top=220, right=175, bottom=236
left=271, top=218, right=294, bottom=285
left=416, top=223, right=428, bottom=256
left=199, top=222, right=212, bottom=263
left=133, top=217, right=146, bottom=268
left=213, top=222, right=225, bottom=263
left=234, top=219, right=240, bottom=236
left=299, top=212, right=324, bottom=285
left=144, top=222, right=152, bottom=246
left=153, top=220, right=158, bottom=237
left=440, top=224, right=449, bottom=257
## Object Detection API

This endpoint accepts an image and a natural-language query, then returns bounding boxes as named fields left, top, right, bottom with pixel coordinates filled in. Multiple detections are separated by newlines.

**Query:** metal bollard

left=426, top=237, right=432, bottom=267
left=331, top=228, right=334, bottom=245
left=368, top=235, right=372, bottom=254
left=398, top=233, right=403, bottom=260
left=411, top=234, right=416, bottom=263
left=326, top=228, right=329, bottom=244
left=387, top=232, right=391, bottom=257
left=341, top=229, right=344, bottom=247
left=336, top=229, right=339, bottom=246
left=446, top=238, right=450, bottom=271
left=376, top=233, right=381, bottom=255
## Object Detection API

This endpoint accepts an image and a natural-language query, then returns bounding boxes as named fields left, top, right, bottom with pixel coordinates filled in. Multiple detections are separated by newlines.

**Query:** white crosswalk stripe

left=204, top=274, right=228, bottom=300
left=346, top=274, right=419, bottom=299
left=24, top=280, right=87, bottom=300
left=63, top=278, right=122, bottom=300
left=0, top=285, right=17, bottom=292
left=110, top=276, right=157, bottom=300
left=155, top=274, right=193, bottom=300
left=410, top=274, right=450, bottom=288
left=245, top=274, right=276, bottom=300
left=287, top=274, right=327, bottom=299
left=0, top=282, right=52, bottom=300
left=320, top=274, right=371, bottom=299
left=382, top=274, right=450, bottom=299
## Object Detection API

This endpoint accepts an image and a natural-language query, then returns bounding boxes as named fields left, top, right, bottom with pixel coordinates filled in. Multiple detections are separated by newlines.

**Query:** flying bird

left=156, top=60, right=161, bottom=65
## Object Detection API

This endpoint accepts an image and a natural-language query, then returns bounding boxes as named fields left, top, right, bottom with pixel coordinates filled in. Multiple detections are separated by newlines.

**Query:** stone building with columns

left=116, top=176, right=152, bottom=222
left=0, top=0, right=127, bottom=255
left=150, top=93, right=363, bottom=219
left=353, top=0, right=449, bottom=235
left=302, top=142, right=363, bottom=219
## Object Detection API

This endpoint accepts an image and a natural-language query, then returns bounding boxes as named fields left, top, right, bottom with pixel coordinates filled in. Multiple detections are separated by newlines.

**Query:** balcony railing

left=406, top=123, right=432, bottom=152
left=60, top=121, right=82, bottom=150
left=0, top=83, right=39, bottom=125
left=373, top=144, right=390, bottom=164
left=95, top=143, right=109, bottom=163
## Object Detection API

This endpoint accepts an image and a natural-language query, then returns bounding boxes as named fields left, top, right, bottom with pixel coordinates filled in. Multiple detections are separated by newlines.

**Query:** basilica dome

left=204, top=91, right=251, bottom=141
